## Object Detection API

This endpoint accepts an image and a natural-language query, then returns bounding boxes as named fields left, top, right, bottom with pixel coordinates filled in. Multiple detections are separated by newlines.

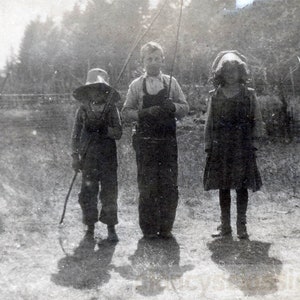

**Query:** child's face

left=88, top=89, right=106, bottom=101
left=222, top=63, right=240, bottom=85
left=143, top=49, right=164, bottom=76
left=88, top=89, right=106, bottom=113
left=89, top=101, right=105, bottom=114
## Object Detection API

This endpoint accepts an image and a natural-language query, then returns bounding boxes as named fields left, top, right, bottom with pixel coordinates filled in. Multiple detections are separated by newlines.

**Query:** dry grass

left=0, top=104, right=300, bottom=299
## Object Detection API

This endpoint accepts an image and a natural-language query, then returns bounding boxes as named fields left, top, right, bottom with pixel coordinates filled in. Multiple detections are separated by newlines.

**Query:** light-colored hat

left=73, top=68, right=119, bottom=104
left=85, top=68, right=109, bottom=85
left=212, top=50, right=248, bottom=73
left=211, top=50, right=250, bottom=86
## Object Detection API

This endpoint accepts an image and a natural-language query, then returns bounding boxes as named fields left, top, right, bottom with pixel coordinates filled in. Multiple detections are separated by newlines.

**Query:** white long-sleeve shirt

left=122, top=72, right=189, bottom=122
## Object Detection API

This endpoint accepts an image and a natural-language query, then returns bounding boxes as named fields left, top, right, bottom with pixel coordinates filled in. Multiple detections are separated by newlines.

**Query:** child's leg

left=158, top=140, right=178, bottom=237
left=78, top=173, right=99, bottom=231
left=98, top=166, right=118, bottom=226
left=99, top=166, right=119, bottom=242
left=212, top=189, right=232, bottom=237
left=137, top=140, right=160, bottom=237
left=236, top=188, right=249, bottom=239
left=220, top=189, right=231, bottom=224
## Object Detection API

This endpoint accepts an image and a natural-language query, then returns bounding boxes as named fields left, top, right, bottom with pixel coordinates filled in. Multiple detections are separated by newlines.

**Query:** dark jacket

left=71, top=103, right=122, bottom=158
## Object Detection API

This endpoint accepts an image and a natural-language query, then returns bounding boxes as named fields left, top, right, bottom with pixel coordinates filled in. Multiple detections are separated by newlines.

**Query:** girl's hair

left=211, top=51, right=250, bottom=87
left=140, top=41, right=164, bottom=61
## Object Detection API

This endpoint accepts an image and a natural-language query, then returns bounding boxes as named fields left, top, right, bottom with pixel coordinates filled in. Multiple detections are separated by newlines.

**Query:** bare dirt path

left=0, top=108, right=299, bottom=300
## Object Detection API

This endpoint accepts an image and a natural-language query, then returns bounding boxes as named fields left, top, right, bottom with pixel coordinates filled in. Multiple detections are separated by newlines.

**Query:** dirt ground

left=0, top=106, right=300, bottom=300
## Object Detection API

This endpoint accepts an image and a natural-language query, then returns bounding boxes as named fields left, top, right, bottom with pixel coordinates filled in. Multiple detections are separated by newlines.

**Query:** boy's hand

left=139, top=106, right=163, bottom=118
left=148, top=106, right=164, bottom=117
left=72, top=154, right=82, bottom=172
left=162, top=98, right=176, bottom=113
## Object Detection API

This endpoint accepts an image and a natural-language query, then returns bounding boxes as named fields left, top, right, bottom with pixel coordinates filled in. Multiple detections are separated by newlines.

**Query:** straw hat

left=73, top=68, right=119, bottom=104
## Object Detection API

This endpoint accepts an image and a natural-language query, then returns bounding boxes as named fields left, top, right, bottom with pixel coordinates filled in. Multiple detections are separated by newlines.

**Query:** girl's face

left=222, top=62, right=240, bottom=85
left=143, top=49, right=164, bottom=76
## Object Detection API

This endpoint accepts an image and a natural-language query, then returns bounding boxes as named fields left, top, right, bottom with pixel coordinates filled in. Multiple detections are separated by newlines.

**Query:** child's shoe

left=211, top=224, right=232, bottom=238
left=86, top=224, right=95, bottom=236
left=107, top=225, right=119, bottom=242
left=237, top=222, right=249, bottom=239
left=159, top=231, right=173, bottom=239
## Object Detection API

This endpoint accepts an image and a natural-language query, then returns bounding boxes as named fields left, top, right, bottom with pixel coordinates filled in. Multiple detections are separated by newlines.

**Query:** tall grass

left=0, top=102, right=299, bottom=232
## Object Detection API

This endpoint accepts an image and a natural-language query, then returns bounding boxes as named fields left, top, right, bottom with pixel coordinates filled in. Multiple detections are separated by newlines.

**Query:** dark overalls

left=135, top=78, right=178, bottom=235
left=78, top=109, right=118, bottom=226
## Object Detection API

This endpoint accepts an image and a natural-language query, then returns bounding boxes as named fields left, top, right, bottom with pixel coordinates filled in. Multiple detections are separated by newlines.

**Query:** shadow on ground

left=207, top=238, right=282, bottom=297
left=114, top=237, right=194, bottom=297
left=51, top=235, right=116, bottom=289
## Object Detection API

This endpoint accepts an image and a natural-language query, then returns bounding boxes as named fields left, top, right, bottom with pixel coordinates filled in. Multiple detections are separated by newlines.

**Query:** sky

left=237, top=0, right=254, bottom=8
left=0, top=0, right=88, bottom=68
left=0, top=0, right=254, bottom=69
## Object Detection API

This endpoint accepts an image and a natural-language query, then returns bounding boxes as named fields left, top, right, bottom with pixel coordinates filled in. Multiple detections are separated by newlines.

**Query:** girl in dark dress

left=204, top=51, right=265, bottom=239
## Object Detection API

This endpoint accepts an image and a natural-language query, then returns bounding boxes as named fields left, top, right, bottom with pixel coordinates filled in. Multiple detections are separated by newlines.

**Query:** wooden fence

left=0, top=93, right=75, bottom=109
left=0, top=92, right=299, bottom=139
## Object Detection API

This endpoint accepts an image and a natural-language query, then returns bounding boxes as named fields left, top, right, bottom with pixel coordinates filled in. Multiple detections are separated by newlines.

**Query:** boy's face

left=143, top=49, right=164, bottom=76
left=222, top=62, right=240, bottom=85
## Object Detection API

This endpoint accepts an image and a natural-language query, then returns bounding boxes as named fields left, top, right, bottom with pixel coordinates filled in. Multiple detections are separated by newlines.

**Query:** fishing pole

left=167, top=0, right=184, bottom=98
left=116, top=0, right=169, bottom=84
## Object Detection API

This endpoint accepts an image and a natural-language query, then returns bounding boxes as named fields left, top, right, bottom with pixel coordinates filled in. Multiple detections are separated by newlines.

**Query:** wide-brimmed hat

left=73, top=68, right=119, bottom=104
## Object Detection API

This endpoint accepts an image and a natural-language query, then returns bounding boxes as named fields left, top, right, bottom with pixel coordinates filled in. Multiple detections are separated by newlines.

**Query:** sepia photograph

left=0, top=0, right=299, bottom=299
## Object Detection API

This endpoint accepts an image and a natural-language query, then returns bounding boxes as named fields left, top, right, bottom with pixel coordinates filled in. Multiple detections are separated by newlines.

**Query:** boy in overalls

left=122, top=42, right=189, bottom=239
left=71, top=68, right=122, bottom=241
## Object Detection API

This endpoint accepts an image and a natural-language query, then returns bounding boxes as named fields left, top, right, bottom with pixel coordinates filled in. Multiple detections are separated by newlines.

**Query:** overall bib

left=136, top=78, right=178, bottom=235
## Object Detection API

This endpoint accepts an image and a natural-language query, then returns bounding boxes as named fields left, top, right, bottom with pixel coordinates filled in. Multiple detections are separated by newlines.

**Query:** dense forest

left=1, top=0, right=300, bottom=96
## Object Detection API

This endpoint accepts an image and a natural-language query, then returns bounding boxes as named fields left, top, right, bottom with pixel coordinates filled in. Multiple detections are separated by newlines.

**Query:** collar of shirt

left=143, top=71, right=163, bottom=81
left=142, top=72, right=166, bottom=95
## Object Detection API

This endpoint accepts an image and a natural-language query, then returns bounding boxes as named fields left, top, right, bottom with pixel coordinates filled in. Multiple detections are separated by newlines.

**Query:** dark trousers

left=78, top=164, right=118, bottom=226
left=219, top=188, right=248, bottom=224
left=136, top=138, right=178, bottom=235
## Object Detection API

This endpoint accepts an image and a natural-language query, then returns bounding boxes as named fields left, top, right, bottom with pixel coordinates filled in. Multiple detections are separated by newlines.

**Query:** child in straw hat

left=71, top=68, right=122, bottom=242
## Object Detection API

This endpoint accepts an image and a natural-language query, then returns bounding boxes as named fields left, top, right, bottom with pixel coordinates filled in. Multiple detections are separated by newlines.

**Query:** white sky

left=0, top=0, right=88, bottom=68
left=236, top=0, right=254, bottom=8
left=0, top=0, right=254, bottom=69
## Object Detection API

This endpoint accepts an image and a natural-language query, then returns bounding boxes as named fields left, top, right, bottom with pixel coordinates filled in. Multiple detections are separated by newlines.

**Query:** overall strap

left=142, top=76, right=168, bottom=96
left=162, top=77, right=168, bottom=91
left=142, top=77, right=148, bottom=95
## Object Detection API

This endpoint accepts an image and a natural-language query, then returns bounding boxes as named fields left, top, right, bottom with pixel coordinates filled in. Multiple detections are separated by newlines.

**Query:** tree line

left=1, top=0, right=300, bottom=97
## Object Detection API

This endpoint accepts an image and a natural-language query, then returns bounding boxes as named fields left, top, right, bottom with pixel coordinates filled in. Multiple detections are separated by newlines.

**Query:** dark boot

left=159, top=231, right=173, bottom=239
left=107, top=225, right=119, bottom=242
left=212, top=189, right=232, bottom=238
left=237, top=221, right=249, bottom=239
left=236, top=188, right=249, bottom=239
left=212, top=219, right=232, bottom=238
left=86, top=224, right=95, bottom=237
left=143, top=233, right=159, bottom=239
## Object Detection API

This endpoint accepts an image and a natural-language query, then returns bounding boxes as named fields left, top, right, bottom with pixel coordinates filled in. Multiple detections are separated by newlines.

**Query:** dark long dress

left=203, top=86, right=262, bottom=192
